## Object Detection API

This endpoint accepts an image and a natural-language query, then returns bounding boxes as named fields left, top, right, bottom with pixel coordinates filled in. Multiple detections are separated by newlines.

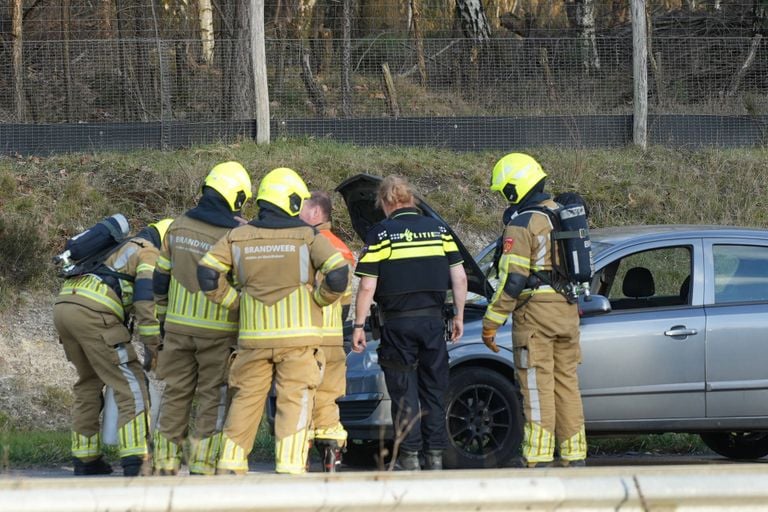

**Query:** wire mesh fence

left=0, top=0, right=766, bottom=153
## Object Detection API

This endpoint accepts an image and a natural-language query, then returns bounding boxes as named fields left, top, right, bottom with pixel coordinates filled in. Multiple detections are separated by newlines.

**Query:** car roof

left=592, top=224, right=768, bottom=247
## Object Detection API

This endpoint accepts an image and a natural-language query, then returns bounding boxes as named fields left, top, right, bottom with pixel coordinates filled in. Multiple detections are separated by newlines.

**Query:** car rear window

left=714, top=245, right=768, bottom=304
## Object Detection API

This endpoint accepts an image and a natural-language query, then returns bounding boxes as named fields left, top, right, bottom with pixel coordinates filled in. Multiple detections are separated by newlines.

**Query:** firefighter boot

left=423, top=449, right=443, bottom=471
left=315, top=439, right=343, bottom=473
left=73, top=456, right=114, bottom=476
left=121, top=455, right=146, bottom=477
left=395, top=449, right=421, bottom=471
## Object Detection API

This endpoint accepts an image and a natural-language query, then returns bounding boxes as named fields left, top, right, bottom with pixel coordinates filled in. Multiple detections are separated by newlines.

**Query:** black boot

left=73, top=456, right=114, bottom=476
left=423, top=449, right=443, bottom=470
left=315, top=439, right=343, bottom=473
left=395, top=449, right=421, bottom=471
left=120, top=455, right=145, bottom=477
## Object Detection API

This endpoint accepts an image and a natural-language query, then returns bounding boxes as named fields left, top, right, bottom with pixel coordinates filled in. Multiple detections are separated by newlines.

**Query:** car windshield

left=466, top=237, right=614, bottom=305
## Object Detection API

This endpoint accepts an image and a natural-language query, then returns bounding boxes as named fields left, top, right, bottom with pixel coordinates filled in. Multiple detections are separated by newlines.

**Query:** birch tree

left=199, top=0, right=215, bottom=65
left=12, top=0, right=27, bottom=121
left=455, top=0, right=491, bottom=42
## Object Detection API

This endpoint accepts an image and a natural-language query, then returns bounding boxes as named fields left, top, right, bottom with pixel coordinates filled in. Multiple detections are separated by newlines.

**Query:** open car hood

left=335, top=173, right=494, bottom=300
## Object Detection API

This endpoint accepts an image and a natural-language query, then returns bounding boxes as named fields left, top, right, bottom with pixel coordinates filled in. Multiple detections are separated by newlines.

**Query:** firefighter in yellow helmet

left=299, top=190, right=355, bottom=472
left=152, top=161, right=252, bottom=476
left=54, top=217, right=173, bottom=476
left=481, top=153, right=586, bottom=468
left=199, top=167, right=349, bottom=475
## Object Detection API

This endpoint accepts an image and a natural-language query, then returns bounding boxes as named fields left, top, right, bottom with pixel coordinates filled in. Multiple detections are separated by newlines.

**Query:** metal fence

left=1, top=0, right=766, bottom=153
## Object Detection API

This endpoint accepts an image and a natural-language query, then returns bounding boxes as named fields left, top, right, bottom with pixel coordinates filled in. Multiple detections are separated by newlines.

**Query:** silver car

left=334, top=174, right=768, bottom=469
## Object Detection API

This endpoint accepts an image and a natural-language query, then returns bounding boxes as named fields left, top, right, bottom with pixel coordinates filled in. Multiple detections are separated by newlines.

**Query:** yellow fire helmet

left=256, top=167, right=310, bottom=216
left=149, top=218, right=174, bottom=242
left=490, top=153, right=547, bottom=204
left=203, top=161, right=253, bottom=211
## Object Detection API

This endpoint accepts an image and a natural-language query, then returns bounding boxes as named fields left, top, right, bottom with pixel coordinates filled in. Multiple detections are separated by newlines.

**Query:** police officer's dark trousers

left=378, top=316, right=448, bottom=452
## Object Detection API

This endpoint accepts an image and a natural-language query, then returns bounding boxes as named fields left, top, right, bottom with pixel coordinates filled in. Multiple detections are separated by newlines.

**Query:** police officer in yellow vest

left=152, top=161, right=252, bottom=475
left=299, top=190, right=356, bottom=471
left=481, top=153, right=587, bottom=468
left=54, top=218, right=173, bottom=476
left=199, top=168, right=349, bottom=475
left=352, top=175, right=467, bottom=471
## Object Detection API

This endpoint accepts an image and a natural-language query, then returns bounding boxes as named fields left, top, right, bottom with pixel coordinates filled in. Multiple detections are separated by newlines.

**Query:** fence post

left=251, top=0, right=270, bottom=144
left=632, top=0, right=648, bottom=150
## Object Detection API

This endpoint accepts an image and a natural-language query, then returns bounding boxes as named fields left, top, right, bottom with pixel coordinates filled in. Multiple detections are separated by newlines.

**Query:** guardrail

left=2, top=464, right=768, bottom=511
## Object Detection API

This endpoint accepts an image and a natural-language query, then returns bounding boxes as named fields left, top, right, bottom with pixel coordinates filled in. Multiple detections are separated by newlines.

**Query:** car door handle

left=664, top=326, right=698, bottom=337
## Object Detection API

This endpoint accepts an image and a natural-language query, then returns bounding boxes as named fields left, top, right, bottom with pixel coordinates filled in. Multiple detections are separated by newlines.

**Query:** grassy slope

left=3, top=139, right=767, bottom=299
left=2, top=139, right=767, bottom=464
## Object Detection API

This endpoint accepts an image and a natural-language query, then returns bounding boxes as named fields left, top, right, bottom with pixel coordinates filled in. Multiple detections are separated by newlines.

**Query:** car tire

left=700, top=432, right=768, bottom=460
left=443, top=367, right=523, bottom=469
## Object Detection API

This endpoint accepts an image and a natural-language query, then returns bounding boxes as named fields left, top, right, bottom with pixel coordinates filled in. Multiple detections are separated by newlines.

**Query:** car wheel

left=443, top=367, right=523, bottom=469
left=700, top=432, right=768, bottom=460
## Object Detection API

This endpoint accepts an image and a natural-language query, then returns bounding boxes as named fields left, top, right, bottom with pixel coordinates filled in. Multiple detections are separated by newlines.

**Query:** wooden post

left=631, top=0, right=648, bottom=150
left=62, top=0, right=75, bottom=121
left=381, top=63, right=400, bottom=118
left=12, top=0, right=27, bottom=122
left=251, top=0, right=271, bottom=143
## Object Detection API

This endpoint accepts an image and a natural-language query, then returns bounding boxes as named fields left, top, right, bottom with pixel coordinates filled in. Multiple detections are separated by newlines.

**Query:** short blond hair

left=376, top=175, right=416, bottom=210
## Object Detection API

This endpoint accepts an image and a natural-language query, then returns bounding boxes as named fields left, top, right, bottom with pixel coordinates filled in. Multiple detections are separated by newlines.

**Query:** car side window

left=713, top=245, right=768, bottom=304
left=597, top=246, right=692, bottom=311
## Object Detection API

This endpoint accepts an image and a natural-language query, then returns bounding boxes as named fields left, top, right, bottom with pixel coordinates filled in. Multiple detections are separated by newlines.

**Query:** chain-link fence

left=1, top=0, right=766, bottom=153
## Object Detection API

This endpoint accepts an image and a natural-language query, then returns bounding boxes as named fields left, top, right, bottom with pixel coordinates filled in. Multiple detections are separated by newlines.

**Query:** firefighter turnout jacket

left=198, top=206, right=350, bottom=474
left=54, top=235, right=159, bottom=463
left=199, top=213, right=350, bottom=348
left=57, top=236, right=161, bottom=346
left=153, top=214, right=239, bottom=336
left=482, top=197, right=585, bottom=466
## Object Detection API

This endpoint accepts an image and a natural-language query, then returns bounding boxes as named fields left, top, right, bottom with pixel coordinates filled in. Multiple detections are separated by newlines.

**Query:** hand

left=143, top=343, right=159, bottom=372
left=234, top=215, right=249, bottom=226
left=352, top=327, right=367, bottom=353
left=481, top=327, right=500, bottom=353
left=450, top=317, right=464, bottom=343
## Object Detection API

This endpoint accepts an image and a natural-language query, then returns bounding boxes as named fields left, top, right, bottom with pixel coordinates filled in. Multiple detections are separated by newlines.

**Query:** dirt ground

left=0, top=291, right=76, bottom=430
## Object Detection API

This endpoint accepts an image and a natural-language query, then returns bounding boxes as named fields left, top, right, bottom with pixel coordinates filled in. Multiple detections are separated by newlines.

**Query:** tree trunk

left=291, top=0, right=326, bottom=116
left=454, top=0, right=491, bottom=42
left=566, top=0, right=601, bottom=74
left=62, top=0, right=75, bottom=121
left=755, top=0, right=767, bottom=35
left=150, top=0, right=171, bottom=148
left=230, top=0, right=259, bottom=119
left=300, top=46, right=328, bottom=117
left=340, top=0, right=353, bottom=117
left=99, top=0, right=114, bottom=38
left=115, top=0, right=131, bottom=119
left=199, top=0, right=215, bottom=65
left=12, top=0, right=27, bottom=122
left=274, top=0, right=288, bottom=101
left=251, top=0, right=271, bottom=143
left=411, top=0, right=427, bottom=86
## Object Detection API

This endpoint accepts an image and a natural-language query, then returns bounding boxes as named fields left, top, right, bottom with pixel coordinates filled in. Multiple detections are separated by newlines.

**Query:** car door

left=578, top=238, right=706, bottom=425
left=703, top=239, right=768, bottom=418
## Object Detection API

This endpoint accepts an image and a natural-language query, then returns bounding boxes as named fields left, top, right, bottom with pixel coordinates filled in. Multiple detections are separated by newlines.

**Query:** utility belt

left=380, top=306, right=444, bottom=322
left=370, top=304, right=455, bottom=341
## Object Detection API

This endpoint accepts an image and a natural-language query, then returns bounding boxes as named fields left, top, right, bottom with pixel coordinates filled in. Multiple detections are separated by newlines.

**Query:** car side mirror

left=578, top=294, right=611, bottom=317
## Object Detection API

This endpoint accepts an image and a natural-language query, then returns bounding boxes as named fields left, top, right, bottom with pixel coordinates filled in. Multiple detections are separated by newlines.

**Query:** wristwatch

left=353, top=323, right=365, bottom=329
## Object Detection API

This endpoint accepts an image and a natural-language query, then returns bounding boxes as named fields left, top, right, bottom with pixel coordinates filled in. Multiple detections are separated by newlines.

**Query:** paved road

left=2, top=452, right=766, bottom=479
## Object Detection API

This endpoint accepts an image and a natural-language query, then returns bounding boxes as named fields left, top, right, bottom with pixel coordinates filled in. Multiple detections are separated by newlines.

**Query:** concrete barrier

left=1, top=464, right=768, bottom=511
